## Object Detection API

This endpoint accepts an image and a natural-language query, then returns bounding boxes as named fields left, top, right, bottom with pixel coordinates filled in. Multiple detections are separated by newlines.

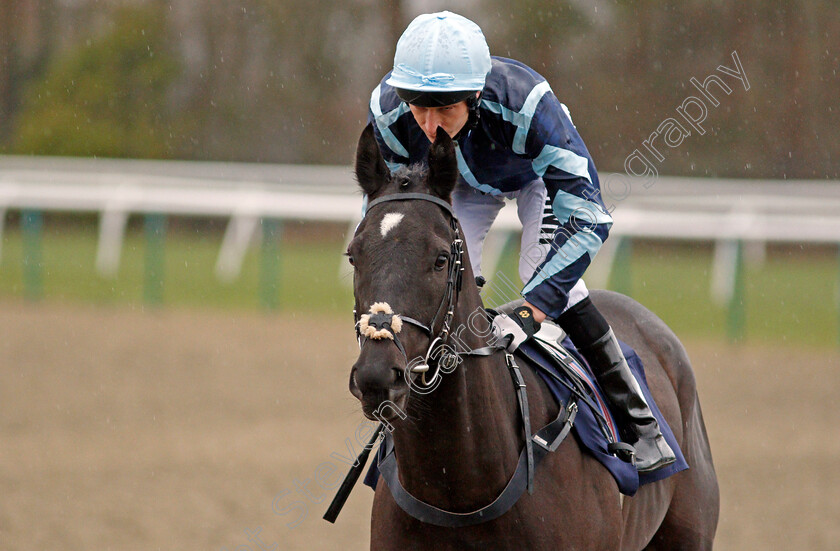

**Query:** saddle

left=514, top=319, right=689, bottom=495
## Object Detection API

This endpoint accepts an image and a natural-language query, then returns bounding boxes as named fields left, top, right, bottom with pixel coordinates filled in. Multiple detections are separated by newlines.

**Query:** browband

left=366, top=193, right=455, bottom=218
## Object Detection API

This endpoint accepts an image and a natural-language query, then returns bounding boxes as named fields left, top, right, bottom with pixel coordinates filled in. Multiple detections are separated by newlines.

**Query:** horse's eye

left=434, top=254, right=448, bottom=271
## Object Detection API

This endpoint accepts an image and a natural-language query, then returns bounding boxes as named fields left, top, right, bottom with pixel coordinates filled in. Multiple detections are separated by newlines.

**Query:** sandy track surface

left=0, top=302, right=837, bottom=550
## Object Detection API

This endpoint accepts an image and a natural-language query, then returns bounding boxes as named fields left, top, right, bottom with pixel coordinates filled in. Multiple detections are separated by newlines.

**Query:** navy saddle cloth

left=364, top=327, right=688, bottom=496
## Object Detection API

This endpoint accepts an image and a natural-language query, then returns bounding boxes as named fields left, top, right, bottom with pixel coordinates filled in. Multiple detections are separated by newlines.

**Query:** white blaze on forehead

left=380, top=212, right=405, bottom=238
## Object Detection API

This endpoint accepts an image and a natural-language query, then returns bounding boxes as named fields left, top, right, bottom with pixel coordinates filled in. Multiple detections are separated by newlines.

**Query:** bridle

left=329, top=190, right=580, bottom=528
left=353, top=192, right=469, bottom=388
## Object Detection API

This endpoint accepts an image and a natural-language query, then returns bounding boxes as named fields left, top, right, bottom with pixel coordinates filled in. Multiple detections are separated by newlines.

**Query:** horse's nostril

left=349, top=368, right=363, bottom=400
left=353, top=363, right=405, bottom=396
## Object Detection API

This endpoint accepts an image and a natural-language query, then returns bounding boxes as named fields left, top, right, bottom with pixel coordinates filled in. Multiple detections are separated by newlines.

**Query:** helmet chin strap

left=454, top=92, right=482, bottom=141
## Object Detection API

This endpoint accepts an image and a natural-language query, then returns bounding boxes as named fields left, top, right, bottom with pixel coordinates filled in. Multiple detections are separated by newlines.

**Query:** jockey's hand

left=522, top=301, right=546, bottom=323
left=491, top=306, right=541, bottom=352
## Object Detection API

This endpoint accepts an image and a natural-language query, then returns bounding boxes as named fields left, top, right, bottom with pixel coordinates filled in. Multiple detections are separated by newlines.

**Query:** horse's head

left=347, top=124, right=463, bottom=420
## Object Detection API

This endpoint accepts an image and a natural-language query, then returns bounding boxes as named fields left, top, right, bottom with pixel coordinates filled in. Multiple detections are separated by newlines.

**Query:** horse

left=345, top=123, right=719, bottom=550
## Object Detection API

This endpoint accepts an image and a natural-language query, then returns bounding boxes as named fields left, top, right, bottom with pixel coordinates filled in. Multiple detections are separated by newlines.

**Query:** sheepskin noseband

left=359, top=302, right=403, bottom=341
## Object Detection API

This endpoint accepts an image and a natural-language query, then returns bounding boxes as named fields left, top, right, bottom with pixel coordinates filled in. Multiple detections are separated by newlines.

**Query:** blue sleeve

left=519, top=93, right=613, bottom=319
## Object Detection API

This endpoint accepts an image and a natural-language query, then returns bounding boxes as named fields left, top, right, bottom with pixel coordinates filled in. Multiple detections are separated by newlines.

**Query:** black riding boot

left=578, top=328, right=676, bottom=473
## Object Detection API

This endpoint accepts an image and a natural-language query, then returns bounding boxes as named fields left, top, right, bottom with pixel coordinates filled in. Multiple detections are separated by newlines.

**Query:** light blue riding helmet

left=386, top=11, right=492, bottom=107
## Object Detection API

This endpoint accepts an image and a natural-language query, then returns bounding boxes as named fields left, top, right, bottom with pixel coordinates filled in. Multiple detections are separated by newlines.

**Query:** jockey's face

left=409, top=100, right=470, bottom=143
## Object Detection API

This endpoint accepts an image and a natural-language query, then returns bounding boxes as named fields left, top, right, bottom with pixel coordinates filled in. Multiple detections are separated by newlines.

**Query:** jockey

left=366, top=11, right=675, bottom=473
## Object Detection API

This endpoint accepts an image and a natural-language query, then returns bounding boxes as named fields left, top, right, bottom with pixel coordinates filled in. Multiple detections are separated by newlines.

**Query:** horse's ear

left=427, top=127, right=458, bottom=200
left=355, top=123, right=390, bottom=196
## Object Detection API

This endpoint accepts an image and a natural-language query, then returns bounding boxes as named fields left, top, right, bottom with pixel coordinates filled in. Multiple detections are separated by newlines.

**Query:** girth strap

left=377, top=399, right=578, bottom=528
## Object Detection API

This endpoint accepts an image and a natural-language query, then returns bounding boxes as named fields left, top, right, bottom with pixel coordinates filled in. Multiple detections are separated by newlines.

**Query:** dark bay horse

left=346, top=124, right=719, bottom=550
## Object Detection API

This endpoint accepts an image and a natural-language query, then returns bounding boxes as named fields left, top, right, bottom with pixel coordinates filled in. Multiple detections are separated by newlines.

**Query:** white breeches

left=451, top=179, right=588, bottom=315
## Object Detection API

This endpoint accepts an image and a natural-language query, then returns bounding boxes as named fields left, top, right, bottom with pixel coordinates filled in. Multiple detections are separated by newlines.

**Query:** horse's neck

left=391, top=285, right=523, bottom=507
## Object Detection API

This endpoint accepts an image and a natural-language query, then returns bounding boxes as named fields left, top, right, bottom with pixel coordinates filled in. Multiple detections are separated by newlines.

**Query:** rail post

left=143, top=213, right=167, bottom=305
left=611, top=236, right=633, bottom=297
left=260, top=218, right=282, bottom=310
left=21, top=210, right=43, bottom=301
left=726, top=240, right=746, bottom=343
